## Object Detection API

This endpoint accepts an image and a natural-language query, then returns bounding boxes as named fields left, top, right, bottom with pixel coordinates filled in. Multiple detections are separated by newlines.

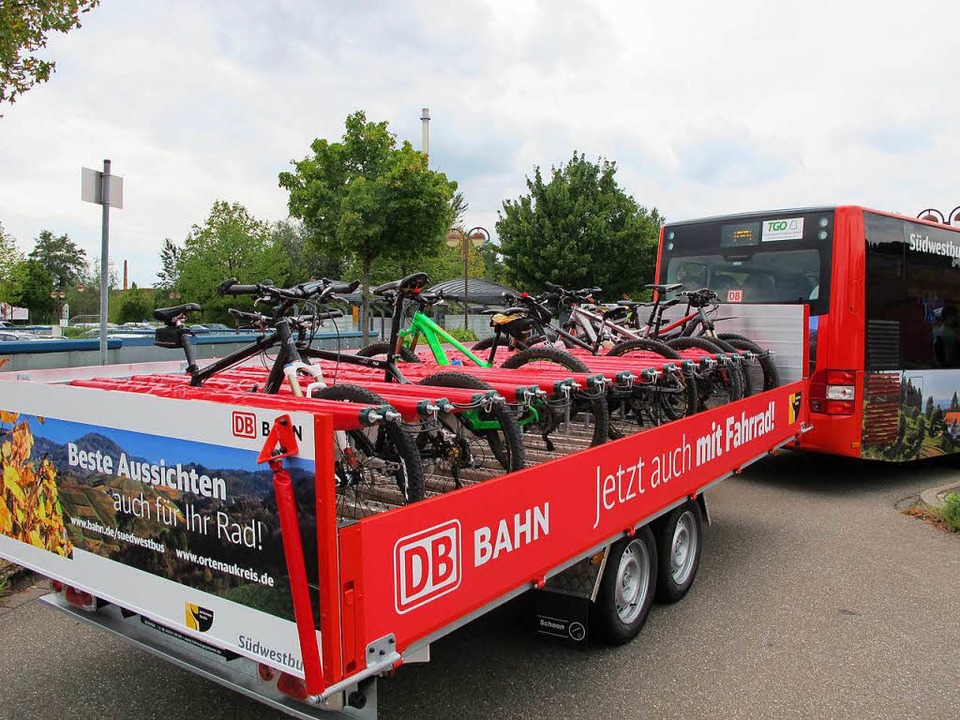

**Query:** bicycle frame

left=400, top=312, right=492, bottom=368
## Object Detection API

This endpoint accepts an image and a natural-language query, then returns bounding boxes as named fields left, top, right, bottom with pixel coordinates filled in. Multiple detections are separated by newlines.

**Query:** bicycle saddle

left=373, top=272, right=430, bottom=296
left=481, top=307, right=527, bottom=317
left=601, top=306, right=628, bottom=322
left=616, top=300, right=646, bottom=308
left=153, top=303, right=201, bottom=323
left=645, top=283, right=682, bottom=295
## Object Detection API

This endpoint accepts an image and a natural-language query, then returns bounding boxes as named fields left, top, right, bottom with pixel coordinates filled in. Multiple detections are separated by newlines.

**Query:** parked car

left=201, top=323, right=237, bottom=333
left=0, top=331, right=40, bottom=341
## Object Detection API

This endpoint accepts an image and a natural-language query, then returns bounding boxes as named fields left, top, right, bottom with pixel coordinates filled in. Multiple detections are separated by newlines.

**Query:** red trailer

left=0, top=309, right=808, bottom=719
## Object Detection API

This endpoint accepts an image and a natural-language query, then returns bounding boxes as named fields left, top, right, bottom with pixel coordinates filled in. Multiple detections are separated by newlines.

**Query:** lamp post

left=446, top=226, right=489, bottom=331
left=49, top=289, right=66, bottom=327
left=918, top=207, right=960, bottom=225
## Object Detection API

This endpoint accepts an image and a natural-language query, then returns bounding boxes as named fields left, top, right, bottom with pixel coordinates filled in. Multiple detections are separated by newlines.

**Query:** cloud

left=3, top=0, right=960, bottom=284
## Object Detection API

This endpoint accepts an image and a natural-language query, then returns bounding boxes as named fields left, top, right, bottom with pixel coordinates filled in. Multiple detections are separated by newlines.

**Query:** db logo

left=727, top=289, right=743, bottom=303
left=394, top=520, right=461, bottom=614
left=232, top=411, right=257, bottom=439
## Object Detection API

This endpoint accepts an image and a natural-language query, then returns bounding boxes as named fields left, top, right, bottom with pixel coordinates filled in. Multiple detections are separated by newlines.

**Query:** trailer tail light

left=276, top=672, right=308, bottom=701
left=809, top=370, right=856, bottom=415
left=257, top=664, right=276, bottom=683
left=65, top=586, right=98, bottom=612
left=50, top=580, right=64, bottom=593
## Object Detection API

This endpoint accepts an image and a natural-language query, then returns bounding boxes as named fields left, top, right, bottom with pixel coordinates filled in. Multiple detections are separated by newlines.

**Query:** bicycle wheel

left=716, top=333, right=781, bottom=393
left=500, top=346, right=609, bottom=452
left=709, top=336, right=752, bottom=396
left=312, top=384, right=424, bottom=520
left=665, top=337, right=743, bottom=410
left=355, top=342, right=420, bottom=363
left=605, top=338, right=697, bottom=432
left=417, top=372, right=525, bottom=494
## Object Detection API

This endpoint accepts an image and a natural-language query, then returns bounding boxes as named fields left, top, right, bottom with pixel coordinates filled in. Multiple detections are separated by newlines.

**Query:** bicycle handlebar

left=217, top=277, right=360, bottom=302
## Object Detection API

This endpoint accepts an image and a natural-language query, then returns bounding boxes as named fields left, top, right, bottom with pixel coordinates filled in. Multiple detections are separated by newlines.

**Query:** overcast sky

left=2, top=0, right=959, bottom=287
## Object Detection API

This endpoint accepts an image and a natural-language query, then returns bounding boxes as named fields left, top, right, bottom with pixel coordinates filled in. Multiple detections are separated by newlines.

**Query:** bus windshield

left=659, top=209, right=834, bottom=316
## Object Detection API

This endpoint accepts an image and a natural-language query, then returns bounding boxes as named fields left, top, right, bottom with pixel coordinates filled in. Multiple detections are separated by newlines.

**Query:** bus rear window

left=660, top=210, right=833, bottom=315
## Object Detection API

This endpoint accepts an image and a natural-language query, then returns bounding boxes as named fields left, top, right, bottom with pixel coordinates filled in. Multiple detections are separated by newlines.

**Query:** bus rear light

left=826, top=370, right=856, bottom=385
left=50, top=580, right=64, bottom=593
left=257, top=663, right=276, bottom=682
left=826, top=385, right=855, bottom=400
left=809, top=369, right=857, bottom=415
left=825, top=400, right=855, bottom=415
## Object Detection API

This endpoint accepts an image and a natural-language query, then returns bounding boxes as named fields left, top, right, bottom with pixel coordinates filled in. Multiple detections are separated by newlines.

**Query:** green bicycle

left=356, top=273, right=610, bottom=451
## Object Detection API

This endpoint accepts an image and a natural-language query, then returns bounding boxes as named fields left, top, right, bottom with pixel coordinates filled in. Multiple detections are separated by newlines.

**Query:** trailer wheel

left=592, top=527, right=657, bottom=645
left=655, top=501, right=703, bottom=603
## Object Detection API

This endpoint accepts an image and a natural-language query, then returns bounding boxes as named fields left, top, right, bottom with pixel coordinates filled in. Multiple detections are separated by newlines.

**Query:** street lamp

left=917, top=207, right=960, bottom=226
left=446, top=226, right=489, bottom=331
left=49, top=289, right=66, bottom=327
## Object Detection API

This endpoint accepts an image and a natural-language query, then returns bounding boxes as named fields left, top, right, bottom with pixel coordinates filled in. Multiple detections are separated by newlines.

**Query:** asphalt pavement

left=0, top=450, right=958, bottom=720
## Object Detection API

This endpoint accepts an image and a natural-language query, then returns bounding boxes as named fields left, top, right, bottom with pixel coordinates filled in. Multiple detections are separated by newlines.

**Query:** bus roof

left=663, top=205, right=958, bottom=230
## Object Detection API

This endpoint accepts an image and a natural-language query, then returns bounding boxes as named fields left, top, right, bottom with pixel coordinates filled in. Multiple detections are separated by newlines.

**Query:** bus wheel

left=655, top=501, right=703, bottom=603
left=592, top=526, right=657, bottom=645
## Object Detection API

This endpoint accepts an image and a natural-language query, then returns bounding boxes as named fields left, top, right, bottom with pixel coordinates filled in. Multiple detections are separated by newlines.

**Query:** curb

left=920, top=481, right=960, bottom=508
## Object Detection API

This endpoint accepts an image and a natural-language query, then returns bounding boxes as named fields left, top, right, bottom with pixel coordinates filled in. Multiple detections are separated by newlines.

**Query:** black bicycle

left=152, top=277, right=425, bottom=520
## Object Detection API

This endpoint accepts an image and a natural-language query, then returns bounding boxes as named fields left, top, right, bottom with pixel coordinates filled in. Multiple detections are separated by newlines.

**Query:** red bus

left=656, top=205, right=960, bottom=461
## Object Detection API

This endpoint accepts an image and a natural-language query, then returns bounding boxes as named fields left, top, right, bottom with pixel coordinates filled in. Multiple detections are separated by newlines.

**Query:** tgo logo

left=232, top=411, right=257, bottom=439
left=394, top=520, right=461, bottom=614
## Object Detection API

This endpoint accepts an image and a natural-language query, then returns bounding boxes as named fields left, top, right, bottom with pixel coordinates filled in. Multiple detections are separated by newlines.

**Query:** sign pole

left=99, top=159, right=111, bottom=365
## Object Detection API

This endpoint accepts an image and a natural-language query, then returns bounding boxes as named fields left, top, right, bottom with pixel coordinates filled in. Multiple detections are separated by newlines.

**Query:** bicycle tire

left=605, top=337, right=682, bottom=359
left=472, top=335, right=529, bottom=355
left=708, top=336, right=752, bottom=396
left=417, top=372, right=526, bottom=492
left=604, top=337, right=697, bottom=434
left=501, top=346, right=610, bottom=448
left=356, top=342, right=420, bottom=363
left=665, top=337, right=743, bottom=410
left=716, top=333, right=781, bottom=392
left=312, top=384, right=424, bottom=520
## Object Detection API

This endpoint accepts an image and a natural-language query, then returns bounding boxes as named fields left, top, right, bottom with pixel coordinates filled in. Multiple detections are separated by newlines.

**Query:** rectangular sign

left=342, top=382, right=807, bottom=653
left=81, top=167, right=124, bottom=209
left=762, top=217, right=804, bottom=242
left=0, top=390, right=320, bottom=676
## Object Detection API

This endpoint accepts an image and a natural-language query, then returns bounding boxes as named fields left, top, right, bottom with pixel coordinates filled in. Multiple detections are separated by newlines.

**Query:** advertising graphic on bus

left=657, top=205, right=960, bottom=461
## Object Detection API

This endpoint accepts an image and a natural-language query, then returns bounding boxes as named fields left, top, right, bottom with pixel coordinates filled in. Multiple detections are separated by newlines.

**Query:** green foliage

left=445, top=326, right=478, bottom=343
left=497, top=152, right=662, bottom=298
left=156, top=238, right=180, bottom=289
left=939, top=493, right=960, bottom=531
left=279, top=111, right=457, bottom=341
left=8, top=259, right=54, bottom=321
left=271, top=218, right=345, bottom=281
left=28, top=229, right=88, bottom=289
left=176, top=201, right=290, bottom=322
left=116, top=288, right=153, bottom=324
left=0, top=0, right=100, bottom=107
left=0, top=222, right=23, bottom=303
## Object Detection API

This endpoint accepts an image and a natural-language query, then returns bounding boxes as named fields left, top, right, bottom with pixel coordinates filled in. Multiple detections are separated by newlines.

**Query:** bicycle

left=354, top=272, right=611, bottom=451
left=471, top=287, right=698, bottom=437
left=152, top=277, right=424, bottom=521
left=286, top=273, right=527, bottom=492
left=616, top=285, right=780, bottom=397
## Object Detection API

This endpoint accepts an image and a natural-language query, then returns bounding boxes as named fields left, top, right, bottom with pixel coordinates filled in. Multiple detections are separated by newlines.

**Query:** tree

left=0, top=0, right=100, bottom=107
left=7, top=259, right=54, bottom=321
left=0, top=222, right=23, bottom=303
left=156, top=238, right=181, bottom=289
left=177, top=201, right=290, bottom=322
left=279, top=110, right=457, bottom=342
left=28, top=229, right=87, bottom=289
left=271, top=219, right=345, bottom=281
left=116, top=286, right=153, bottom=324
left=497, top=152, right=663, bottom=298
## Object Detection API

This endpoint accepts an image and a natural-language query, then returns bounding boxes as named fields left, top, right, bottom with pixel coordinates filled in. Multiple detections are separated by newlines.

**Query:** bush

left=446, top=326, right=478, bottom=343
left=938, top=493, right=960, bottom=531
